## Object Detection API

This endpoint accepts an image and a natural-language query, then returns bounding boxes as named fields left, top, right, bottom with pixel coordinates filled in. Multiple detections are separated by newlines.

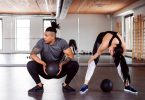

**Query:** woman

left=80, top=31, right=138, bottom=94
left=69, top=39, right=78, bottom=55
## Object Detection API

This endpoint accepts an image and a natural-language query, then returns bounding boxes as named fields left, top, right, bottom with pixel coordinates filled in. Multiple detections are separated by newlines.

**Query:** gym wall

left=0, top=14, right=111, bottom=53
left=58, top=14, right=111, bottom=52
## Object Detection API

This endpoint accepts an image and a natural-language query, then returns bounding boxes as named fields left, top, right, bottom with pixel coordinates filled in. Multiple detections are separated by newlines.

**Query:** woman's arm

left=89, top=40, right=108, bottom=63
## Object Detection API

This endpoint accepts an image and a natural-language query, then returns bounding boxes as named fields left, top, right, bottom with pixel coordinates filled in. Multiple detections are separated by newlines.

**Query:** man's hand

left=41, top=61, right=47, bottom=75
left=57, top=63, right=62, bottom=76
left=30, top=53, right=48, bottom=75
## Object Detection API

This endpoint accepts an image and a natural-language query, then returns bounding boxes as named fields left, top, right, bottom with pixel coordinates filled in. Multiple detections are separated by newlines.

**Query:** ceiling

left=68, top=0, right=138, bottom=14
left=0, top=0, right=56, bottom=15
left=0, top=0, right=139, bottom=15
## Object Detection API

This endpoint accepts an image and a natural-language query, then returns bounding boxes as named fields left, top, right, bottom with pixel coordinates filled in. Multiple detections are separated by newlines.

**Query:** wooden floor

left=0, top=66, right=145, bottom=100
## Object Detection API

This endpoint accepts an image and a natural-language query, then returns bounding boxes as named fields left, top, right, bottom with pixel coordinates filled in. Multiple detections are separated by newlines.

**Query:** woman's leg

left=80, top=38, right=100, bottom=94
left=113, top=54, right=130, bottom=85
left=84, top=39, right=100, bottom=85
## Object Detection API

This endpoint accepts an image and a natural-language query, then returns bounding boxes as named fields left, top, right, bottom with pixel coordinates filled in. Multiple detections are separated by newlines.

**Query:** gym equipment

left=46, top=62, right=59, bottom=76
left=89, top=52, right=92, bottom=55
left=100, top=79, right=113, bottom=92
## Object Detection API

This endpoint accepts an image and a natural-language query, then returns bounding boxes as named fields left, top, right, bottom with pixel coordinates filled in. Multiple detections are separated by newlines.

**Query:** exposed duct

left=59, top=0, right=73, bottom=19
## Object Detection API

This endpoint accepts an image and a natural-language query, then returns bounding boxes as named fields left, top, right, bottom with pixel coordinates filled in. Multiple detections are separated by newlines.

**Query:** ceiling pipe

left=54, top=0, right=63, bottom=19
left=59, top=0, right=73, bottom=19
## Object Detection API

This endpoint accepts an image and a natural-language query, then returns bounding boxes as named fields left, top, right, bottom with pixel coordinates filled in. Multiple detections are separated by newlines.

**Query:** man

left=80, top=31, right=138, bottom=94
left=27, top=24, right=79, bottom=93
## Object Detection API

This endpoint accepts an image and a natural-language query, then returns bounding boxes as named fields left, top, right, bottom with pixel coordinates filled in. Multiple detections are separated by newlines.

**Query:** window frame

left=124, top=14, right=134, bottom=51
left=0, top=19, right=3, bottom=50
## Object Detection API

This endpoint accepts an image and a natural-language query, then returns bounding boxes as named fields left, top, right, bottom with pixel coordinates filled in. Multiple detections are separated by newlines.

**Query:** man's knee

left=27, top=61, right=38, bottom=70
left=68, top=61, right=79, bottom=70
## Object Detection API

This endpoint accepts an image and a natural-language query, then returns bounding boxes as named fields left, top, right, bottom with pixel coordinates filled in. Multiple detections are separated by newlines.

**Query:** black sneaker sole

left=28, top=90, right=44, bottom=93
left=63, top=88, right=76, bottom=93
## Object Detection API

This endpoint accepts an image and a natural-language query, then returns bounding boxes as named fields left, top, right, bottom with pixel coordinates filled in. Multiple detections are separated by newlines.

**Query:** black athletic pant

left=113, top=47, right=131, bottom=84
left=27, top=61, right=79, bottom=85
left=92, top=37, right=100, bottom=65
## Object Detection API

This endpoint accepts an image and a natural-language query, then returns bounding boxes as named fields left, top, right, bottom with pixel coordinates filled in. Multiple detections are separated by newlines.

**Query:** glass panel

left=16, top=19, right=30, bottom=27
left=16, top=39, right=30, bottom=51
left=124, top=15, right=133, bottom=50
left=15, top=19, right=30, bottom=51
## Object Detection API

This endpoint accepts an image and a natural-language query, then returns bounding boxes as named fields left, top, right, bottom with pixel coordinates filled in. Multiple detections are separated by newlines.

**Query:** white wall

left=0, top=14, right=111, bottom=53
left=134, top=5, right=145, bottom=16
left=30, top=17, right=43, bottom=50
left=2, top=16, right=15, bottom=53
left=59, top=14, right=111, bottom=52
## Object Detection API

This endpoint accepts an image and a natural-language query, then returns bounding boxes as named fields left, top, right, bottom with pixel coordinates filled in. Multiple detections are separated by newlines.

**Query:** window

left=15, top=19, right=30, bottom=51
left=0, top=19, right=2, bottom=50
left=43, top=19, right=56, bottom=32
left=124, top=14, right=133, bottom=50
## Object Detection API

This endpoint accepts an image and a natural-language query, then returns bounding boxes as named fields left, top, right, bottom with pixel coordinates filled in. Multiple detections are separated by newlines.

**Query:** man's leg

left=27, top=61, right=50, bottom=84
left=64, top=61, right=79, bottom=85
left=56, top=61, right=79, bottom=92
left=27, top=61, right=52, bottom=93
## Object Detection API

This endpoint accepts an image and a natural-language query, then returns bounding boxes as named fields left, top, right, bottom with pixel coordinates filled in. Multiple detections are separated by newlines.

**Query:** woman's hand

left=88, top=55, right=95, bottom=64
left=108, top=46, right=115, bottom=56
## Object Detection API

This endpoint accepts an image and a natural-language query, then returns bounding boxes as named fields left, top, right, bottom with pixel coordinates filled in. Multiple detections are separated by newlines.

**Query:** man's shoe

left=62, top=84, right=76, bottom=93
left=28, top=85, right=44, bottom=93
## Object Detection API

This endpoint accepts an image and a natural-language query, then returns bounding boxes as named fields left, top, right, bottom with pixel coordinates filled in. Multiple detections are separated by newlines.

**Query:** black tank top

left=107, top=31, right=122, bottom=48
left=97, top=31, right=122, bottom=47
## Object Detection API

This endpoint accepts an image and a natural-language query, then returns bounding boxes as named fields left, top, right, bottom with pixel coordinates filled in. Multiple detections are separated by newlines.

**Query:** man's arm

left=30, top=48, right=46, bottom=65
left=59, top=47, right=74, bottom=66
left=30, top=48, right=47, bottom=75
left=57, top=47, right=74, bottom=76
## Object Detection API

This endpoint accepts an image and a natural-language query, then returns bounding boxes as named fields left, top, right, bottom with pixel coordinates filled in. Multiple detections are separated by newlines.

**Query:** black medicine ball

left=100, top=79, right=113, bottom=92
left=46, top=62, right=59, bottom=77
